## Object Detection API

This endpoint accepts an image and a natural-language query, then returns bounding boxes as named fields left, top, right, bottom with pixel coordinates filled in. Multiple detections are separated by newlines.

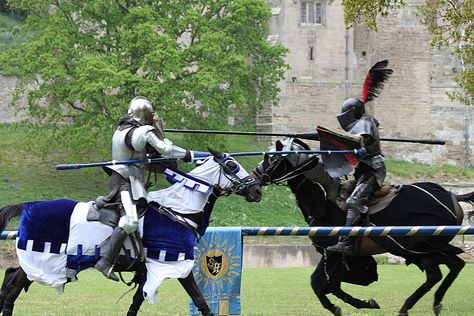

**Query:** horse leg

left=309, top=270, right=341, bottom=316
left=178, top=273, right=213, bottom=316
left=0, top=266, right=32, bottom=316
left=332, top=288, right=380, bottom=310
left=432, top=255, right=465, bottom=316
left=127, top=284, right=145, bottom=316
left=398, top=257, right=442, bottom=316
left=316, top=294, right=341, bottom=316
left=126, top=271, right=146, bottom=316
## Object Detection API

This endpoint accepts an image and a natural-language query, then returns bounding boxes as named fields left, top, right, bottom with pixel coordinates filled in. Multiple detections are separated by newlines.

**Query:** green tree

left=339, top=0, right=474, bottom=106
left=0, top=1, right=287, bottom=134
left=419, top=0, right=474, bottom=105
left=339, top=0, right=405, bottom=30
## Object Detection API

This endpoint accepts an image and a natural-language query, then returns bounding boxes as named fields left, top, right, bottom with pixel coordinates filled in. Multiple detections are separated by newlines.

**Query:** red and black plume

left=361, top=60, right=393, bottom=104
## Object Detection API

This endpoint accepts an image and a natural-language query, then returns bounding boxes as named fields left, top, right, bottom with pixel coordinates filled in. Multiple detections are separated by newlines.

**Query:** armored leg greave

left=345, top=176, right=379, bottom=217
left=95, top=227, right=128, bottom=282
left=326, top=176, right=379, bottom=255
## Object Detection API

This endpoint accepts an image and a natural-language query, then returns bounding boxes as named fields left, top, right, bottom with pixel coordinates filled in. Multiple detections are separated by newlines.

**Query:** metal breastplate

left=348, top=116, right=382, bottom=157
left=106, top=126, right=146, bottom=178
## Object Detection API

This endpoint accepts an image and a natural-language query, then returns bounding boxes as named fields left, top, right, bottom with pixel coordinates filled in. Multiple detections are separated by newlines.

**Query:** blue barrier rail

left=241, top=226, right=474, bottom=236
left=2, top=225, right=474, bottom=240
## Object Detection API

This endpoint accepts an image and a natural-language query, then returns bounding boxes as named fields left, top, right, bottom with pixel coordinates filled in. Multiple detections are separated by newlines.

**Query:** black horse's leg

left=316, top=294, right=341, bottom=316
left=398, top=258, right=442, bottom=316
left=332, top=288, right=380, bottom=310
left=309, top=270, right=341, bottom=316
left=0, top=266, right=32, bottom=316
left=178, top=273, right=213, bottom=316
left=432, top=254, right=465, bottom=316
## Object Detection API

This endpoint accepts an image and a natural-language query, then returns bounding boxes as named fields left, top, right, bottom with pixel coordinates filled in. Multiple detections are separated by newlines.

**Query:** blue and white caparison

left=1, top=149, right=261, bottom=305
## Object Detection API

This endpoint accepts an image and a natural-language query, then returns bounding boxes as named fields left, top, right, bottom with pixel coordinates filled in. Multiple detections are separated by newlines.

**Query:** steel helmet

left=128, top=96, right=154, bottom=124
left=337, top=98, right=365, bottom=131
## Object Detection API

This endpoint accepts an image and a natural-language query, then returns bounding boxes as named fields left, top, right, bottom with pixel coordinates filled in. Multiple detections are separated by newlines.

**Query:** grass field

left=2, top=122, right=474, bottom=229
left=3, top=264, right=474, bottom=316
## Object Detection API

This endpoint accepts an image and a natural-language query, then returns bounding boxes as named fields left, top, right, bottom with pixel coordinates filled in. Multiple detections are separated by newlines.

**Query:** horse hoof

left=398, top=311, right=408, bottom=316
left=331, top=306, right=342, bottom=316
left=434, top=304, right=442, bottom=316
left=368, top=298, right=380, bottom=309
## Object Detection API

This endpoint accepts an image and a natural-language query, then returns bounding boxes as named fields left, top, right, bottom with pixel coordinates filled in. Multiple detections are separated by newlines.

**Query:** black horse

left=253, top=138, right=473, bottom=316
left=0, top=149, right=262, bottom=316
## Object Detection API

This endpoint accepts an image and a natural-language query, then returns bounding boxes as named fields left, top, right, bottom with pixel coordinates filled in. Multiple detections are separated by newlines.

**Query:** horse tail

left=0, top=203, right=23, bottom=232
left=455, top=191, right=474, bottom=222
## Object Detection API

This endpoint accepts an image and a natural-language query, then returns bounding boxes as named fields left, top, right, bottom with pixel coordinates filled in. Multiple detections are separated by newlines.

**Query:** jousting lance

left=55, top=148, right=367, bottom=170
left=163, top=129, right=446, bottom=145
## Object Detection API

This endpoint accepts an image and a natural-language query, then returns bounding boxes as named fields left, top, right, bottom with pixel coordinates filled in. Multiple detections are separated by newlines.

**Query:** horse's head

left=253, top=138, right=319, bottom=185
left=191, top=148, right=262, bottom=202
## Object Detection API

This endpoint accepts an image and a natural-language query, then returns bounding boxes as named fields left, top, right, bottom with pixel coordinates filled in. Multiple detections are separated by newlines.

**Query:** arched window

left=300, top=1, right=307, bottom=23
left=301, top=1, right=324, bottom=25
left=315, top=3, right=322, bottom=24
left=308, top=3, right=315, bottom=23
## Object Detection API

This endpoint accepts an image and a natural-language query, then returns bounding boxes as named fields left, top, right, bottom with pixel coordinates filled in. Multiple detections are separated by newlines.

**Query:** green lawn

left=4, top=264, right=474, bottom=315
left=0, top=122, right=305, bottom=228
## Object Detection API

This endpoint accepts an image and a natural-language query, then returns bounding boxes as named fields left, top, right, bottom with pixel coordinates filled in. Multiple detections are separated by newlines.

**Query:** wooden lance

left=163, top=129, right=446, bottom=145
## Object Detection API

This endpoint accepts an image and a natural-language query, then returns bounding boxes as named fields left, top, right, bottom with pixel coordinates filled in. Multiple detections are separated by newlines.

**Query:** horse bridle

left=256, top=153, right=319, bottom=185
left=213, top=155, right=259, bottom=196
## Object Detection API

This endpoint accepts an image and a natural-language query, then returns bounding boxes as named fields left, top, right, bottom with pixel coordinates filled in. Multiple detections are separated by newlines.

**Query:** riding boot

left=327, top=178, right=377, bottom=255
left=326, top=210, right=358, bottom=254
left=95, top=227, right=128, bottom=282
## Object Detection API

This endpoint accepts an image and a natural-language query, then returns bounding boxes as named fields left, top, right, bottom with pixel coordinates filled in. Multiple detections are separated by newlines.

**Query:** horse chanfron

left=206, top=147, right=262, bottom=202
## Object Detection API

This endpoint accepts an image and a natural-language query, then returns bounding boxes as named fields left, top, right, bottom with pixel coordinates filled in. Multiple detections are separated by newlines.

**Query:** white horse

left=0, top=149, right=262, bottom=316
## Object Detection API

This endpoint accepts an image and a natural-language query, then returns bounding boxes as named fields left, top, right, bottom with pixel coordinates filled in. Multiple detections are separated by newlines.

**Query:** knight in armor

left=95, top=96, right=196, bottom=281
left=327, top=60, right=393, bottom=255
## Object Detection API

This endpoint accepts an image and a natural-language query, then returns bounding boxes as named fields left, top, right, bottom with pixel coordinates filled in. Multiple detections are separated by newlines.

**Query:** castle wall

left=0, top=75, right=21, bottom=122
left=263, top=0, right=473, bottom=166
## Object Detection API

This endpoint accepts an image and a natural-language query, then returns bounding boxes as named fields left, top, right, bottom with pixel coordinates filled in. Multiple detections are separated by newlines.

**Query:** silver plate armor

left=105, top=124, right=188, bottom=201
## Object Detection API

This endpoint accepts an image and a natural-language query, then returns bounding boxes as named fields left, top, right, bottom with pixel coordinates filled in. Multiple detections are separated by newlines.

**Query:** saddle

left=86, top=199, right=145, bottom=266
left=335, top=180, right=402, bottom=215
left=86, top=198, right=121, bottom=228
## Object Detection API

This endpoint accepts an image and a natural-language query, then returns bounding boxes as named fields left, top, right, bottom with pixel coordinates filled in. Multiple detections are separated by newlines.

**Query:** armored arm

left=144, top=130, right=192, bottom=162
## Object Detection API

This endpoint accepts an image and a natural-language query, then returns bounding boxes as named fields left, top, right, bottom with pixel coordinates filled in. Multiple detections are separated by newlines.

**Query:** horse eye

left=225, top=161, right=238, bottom=172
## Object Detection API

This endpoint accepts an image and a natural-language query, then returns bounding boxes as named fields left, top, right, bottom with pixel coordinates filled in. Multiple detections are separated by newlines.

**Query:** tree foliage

left=340, top=0, right=474, bottom=106
left=419, top=0, right=474, bottom=105
left=338, top=0, right=405, bottom=30
left=0, top=0, right=287, bottom=133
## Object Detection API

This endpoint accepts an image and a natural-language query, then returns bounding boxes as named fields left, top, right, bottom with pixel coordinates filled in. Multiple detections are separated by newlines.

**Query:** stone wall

left=0, top=74, right=22, bottom=122
left=263, top=0, right=473, bottom=166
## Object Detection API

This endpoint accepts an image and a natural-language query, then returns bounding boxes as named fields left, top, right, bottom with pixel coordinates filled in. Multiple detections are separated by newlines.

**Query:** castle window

left=315, top=3, right=322, bottom=24
left=301, top=1, right=325, bottom=25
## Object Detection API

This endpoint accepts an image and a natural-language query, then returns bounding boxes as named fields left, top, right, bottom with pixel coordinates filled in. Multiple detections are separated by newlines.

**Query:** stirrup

left=95, top=259, right=119, bottom=282
left=104, top=266, right=119, bottom=282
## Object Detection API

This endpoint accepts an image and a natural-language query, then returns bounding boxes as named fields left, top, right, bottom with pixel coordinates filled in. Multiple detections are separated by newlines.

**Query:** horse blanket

left=369, top=182, right=463, bottom=263
left=308, top=182, right=463, bottom=295
left=15, top=199, right=196, bottom=302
